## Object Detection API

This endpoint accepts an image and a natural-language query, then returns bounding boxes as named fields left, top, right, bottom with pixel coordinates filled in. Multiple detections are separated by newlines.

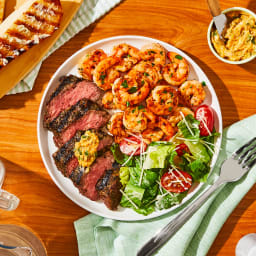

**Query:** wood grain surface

left=0, top=0, right=256, bottom=255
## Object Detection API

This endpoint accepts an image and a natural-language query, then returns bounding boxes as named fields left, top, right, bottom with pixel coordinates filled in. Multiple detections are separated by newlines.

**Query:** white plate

left=37, top=35, right=223, bottom=221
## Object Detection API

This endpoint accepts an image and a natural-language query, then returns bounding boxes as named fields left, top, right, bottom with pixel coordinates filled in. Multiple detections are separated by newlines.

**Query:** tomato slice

left=195, top=104, right=214, bottom=136
left=175, top=143, right=190, bottom=156
left=119, top=136, right=147, bottom=156
left=161, top=170, right=192, bottom=193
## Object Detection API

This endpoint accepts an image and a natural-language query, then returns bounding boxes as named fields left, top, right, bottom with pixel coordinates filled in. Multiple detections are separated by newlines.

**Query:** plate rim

left=37, top=35, right=223, bottom=221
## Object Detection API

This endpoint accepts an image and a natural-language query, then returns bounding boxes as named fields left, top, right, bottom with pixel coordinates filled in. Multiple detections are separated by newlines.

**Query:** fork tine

left=238, top=143, right=256, bottom=163
left=243, top=157, right=256, bottom=170
left=233, top=137, right=256, bottom=158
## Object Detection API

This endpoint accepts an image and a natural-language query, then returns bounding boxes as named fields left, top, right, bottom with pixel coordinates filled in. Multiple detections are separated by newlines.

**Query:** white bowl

left=207, top=7, right=256, bottom=64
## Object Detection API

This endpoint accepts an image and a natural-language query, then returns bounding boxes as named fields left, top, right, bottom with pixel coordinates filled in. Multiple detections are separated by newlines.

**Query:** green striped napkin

left=7, top=0, right=121, bottom=95
left=74, top=114, right=256, bottom=256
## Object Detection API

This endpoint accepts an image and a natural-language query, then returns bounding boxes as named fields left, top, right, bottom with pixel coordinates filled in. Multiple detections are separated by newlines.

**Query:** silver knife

left=206, top=0, right=227, bottom=40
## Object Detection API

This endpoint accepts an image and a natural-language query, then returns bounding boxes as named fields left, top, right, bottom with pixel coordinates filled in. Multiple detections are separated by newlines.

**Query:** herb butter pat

left=74, top=131, right=99, bottom=168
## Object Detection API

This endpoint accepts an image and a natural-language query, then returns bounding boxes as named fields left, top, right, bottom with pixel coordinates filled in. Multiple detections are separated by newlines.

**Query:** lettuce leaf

left=177, top=114, right=200, bottom=140
left=143, top=144, right=175, bottom=169
left=119, top=167, right=130, bottom=187
left=110, top=143, right=136, bottom=166
left=155, top=190, right=187, bottom=210
left=188, top=159, right=209, bottom=182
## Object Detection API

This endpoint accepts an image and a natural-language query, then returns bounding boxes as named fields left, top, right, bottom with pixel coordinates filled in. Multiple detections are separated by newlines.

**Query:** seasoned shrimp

left=123, top=106, right=156, bottom=133
left=93, top=56, right=120, bottom=90
left=130, top=60, right=162, bottom=87
left=142, top=128, right=164, bottom=144
left=102, top=91, right=114, bottom=109
left=157, top=117, right=176, bottom=137
left=163, top=52, right=189, bottom=86
left=113, top=73, right=151, bottom=106
left=107, top=112, right=127, bottom=143
left=101, top=91, right=126, bottom=110
left=167, top=107, right=194, bottom=127
left=78, top=49, right=107, bottom=81
left=179, top=80, right=206, bottom=107
left=111, top=43, right=141, bottom=72
left=146, top=85, right=179, bottom=115
left=140, top=43, right=166, bottom=66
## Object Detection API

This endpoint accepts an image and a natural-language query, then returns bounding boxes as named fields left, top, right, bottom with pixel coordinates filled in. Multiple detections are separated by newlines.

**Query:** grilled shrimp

left=142, top=128, right=164, bottom=144
left=140, top=43, right=166, bottom=66
left=78, top=49, right=107, bottom=81
left=93, top=56, right=120, bottom=90
left=113, top=73, right=151, bottom=106
left=163, top=52, right=189, bottom=86
left=179, top=80, right=206, bottom=107
left=157, top=117, right=176, bottom=137
left=167, top=107, right=194, bottom=127
left=130, top=60, right=162, bottom=87
left=123, top=106, right=156, bottom=133
left=107, top=112, right=127, bottom=143
left=102, top=91, right=114, bottom=109
left=111, top=43, right=141, bottom=72
left=146, top=85, right=179, bottom=115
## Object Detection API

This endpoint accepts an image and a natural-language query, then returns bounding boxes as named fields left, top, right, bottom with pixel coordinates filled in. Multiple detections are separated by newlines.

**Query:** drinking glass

left=0, top=160, right=19, bottom=211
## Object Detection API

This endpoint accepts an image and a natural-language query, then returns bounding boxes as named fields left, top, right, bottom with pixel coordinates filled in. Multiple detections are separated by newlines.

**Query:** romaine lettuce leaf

left=120, top=183, right=145, bottom=208
left=155, top=190, right=187, bottom=210
left=119, top=167, right=130, bottom=187
left=177, top=114, right=200, bottom=140
left=188, top=159, right=209, bottom=182
left=143, top=144, right=175, bottom=169
left=185, top=141, right=210, bottom=163
left=110, top=143, right=136, bottom=166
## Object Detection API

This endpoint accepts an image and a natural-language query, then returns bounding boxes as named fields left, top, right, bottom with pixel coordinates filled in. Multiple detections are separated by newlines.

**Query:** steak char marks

left=53, top=130, right=113, bottom=176
left=44, top=75, right=104, bottom=126
left=44, top=74, right=122, bottom=211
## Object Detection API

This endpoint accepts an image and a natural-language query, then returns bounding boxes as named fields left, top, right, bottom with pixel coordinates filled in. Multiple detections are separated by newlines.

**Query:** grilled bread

left=0, top=0, right=63, bottom=69
left=0, top=0, right=5, bottom=23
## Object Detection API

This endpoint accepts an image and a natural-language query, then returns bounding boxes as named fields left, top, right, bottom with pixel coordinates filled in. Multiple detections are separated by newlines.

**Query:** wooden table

left=0, top=0, right=255, bottom=255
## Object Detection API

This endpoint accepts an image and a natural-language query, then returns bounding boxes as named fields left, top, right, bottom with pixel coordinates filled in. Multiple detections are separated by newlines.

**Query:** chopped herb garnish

left=126, top=101, right=130, bottom=107
left=121, top=80, right=128, bottom=88
left=137, top=120, right=141, bottom=124
left=160, top=51, right=163, bottom=55
left=175, top=55, right=183, bottom=60
left=163, top=90, right=167, bottom=94
left=84, top=151, right=89, bottom=156
left=252, top=38, right=255, bottom=44
left=100, top=74, right=106, bottom=85
left=201, top=81, right=206, bottom=86
left=168, top=107, right=173, bottom=112
left=170, top=73, right=173, bottom=78
left=151, top=62, right=155, bottom=67
left=144, top=72, right=150, bottom=77
left=161, top=99, right=164, bottom=104
left=128, top=87, right=138, bottom=93
left=127, top=54, right=131, bottom=58
left=138, top=105, right=145, bottom=110
left=141, top=80, right=145, bottom=85
left=132, top=108, right=136, bottom=113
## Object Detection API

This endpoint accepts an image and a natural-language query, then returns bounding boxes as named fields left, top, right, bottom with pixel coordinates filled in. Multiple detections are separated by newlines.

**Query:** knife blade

left=206, top=0, right=227, bottom=40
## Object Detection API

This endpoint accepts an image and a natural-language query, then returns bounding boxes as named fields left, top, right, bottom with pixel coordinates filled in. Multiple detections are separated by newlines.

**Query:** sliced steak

left=46, top=99, right=101, bottom=134
left=53, top=109, right=110, bottom=147
left=79, top=151, right=115, bottom=201
left=53, top=130, right=113, bottom=176
left=44, top=75, right=104, bottom=126
left=96, top=169, right=122, bottom=210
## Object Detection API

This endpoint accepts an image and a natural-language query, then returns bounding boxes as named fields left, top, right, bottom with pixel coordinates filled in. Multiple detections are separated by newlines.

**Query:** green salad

left=111, top=114, right=219, bottom=215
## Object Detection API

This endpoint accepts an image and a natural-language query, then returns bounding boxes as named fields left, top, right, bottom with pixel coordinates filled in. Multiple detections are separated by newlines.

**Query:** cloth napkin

left=7, top=0, right=121, bottom=95
left=74, top=114, right=256, bottom=256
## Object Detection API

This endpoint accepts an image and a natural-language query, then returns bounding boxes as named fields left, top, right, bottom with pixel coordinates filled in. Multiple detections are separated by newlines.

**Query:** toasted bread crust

left=0, top=0, right=63, bottom=69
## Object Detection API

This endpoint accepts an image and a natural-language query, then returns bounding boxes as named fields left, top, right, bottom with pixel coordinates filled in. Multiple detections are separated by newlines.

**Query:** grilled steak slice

left=53, top=130, right=113, bottom=176
left=79, top=151, right=115, bottom=201
left=0, top=0, right=63, bottom=68
left=46, top=99, right=102, bottom=134
left=96, top=169, right=122, bottom=210
left=53, top=109, right=110, bottom=147
left=44, top=75, right=104, bottom=126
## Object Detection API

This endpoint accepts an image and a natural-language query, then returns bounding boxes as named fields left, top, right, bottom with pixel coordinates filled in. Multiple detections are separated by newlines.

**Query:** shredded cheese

left=120, top=189, right=138, bottom=209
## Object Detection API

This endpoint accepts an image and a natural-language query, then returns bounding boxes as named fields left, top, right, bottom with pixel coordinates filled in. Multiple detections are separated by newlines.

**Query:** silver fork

left=137, top=137, right=256, bottom=256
